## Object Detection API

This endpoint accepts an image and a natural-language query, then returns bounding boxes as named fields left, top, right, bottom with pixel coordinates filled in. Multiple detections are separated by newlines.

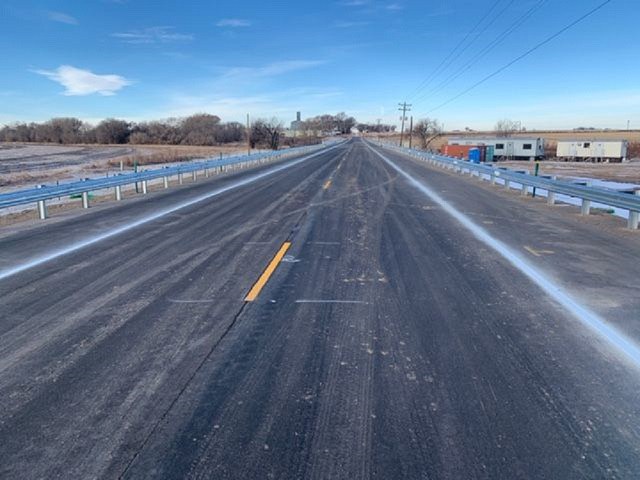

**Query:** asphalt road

left=0, top=139, right=639, bottom=479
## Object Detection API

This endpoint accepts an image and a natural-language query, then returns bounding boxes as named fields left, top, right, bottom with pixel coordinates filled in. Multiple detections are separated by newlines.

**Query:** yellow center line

left=323, top=179, right=332, bottom=190
left=244, top=242, right=292, bottom=302
left=524, top=245, right=555, bottom=257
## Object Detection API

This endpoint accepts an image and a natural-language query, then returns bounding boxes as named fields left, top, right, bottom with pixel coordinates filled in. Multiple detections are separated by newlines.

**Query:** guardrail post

left=581, top=182, right=592, bottom=216
left=115, top=185, right=122, bottom=201
left=547, top=176, right=557, bottom=205
left=205, top=168, right=209, bottom=178
left=163, top=176, right=169, bottom=189
left=179, top=173, right=184, bottom=185
left=36, top=185, right=47, bottom=220
left=627, top=190, right=640, bottom=229
left=192, top=170, right=197, bottom=182
left=504, top=178, right=510, bottom=190
left=142, top=180, right=148, bottom=195
left=521, top=182, right=528, bottom=196
left=82, top=191, right=90, bottom=209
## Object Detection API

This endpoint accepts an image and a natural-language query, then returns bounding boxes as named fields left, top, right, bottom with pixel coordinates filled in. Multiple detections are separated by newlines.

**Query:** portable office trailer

left=556, top=140, right=628, bottom=162
left=448, top=137, right=545, bottom=160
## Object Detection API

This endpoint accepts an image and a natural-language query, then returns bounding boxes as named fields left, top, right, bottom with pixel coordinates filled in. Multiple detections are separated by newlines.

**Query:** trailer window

left=523, top=144, right=532, bottom=150
left=584, top=142, right=590, bottom=148
left=495, top=143, right=504, bottom=149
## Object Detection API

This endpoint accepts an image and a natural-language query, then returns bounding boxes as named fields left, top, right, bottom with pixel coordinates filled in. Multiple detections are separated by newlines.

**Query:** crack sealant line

left=0, top=144, right=342, bottom=282
left=366, top=142, right=640, bottom=370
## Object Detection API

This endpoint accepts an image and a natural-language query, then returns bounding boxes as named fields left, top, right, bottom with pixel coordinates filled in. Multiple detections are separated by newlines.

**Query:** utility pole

left=247, top=113, right=251, bottom=156
left=398, top=102, right=412, bottom=148
left=408, top=116, right=414, bottom=149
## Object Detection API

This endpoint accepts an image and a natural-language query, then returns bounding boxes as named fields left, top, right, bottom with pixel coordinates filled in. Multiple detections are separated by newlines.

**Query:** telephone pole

left=398, top=102, right=412, bottom=147
left=408, top=116, right=414, bottom=149
left=247, top=113, right=251, bottom=156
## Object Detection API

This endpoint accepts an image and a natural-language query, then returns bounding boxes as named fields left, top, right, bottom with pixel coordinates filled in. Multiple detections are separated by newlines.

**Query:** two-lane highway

left=1, top=139, right=639, bottom=478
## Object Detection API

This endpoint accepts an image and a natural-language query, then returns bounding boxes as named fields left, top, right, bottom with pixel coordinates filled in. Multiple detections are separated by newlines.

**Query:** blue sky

left=0, top=0, right=638, bottom=130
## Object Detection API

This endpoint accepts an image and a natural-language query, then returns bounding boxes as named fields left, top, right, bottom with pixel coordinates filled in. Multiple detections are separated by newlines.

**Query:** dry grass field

left=0, top=143, right=251, bottom=190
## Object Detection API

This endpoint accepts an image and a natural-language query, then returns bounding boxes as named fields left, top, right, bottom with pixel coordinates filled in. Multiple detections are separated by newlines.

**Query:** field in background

left=0, top=143, right=252, bottom=190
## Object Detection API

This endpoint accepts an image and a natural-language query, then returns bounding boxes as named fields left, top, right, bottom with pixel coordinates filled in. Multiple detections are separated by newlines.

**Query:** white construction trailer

left=556, top=140, right=628, bottom=162
left=448, top=137, right=545, bottom=160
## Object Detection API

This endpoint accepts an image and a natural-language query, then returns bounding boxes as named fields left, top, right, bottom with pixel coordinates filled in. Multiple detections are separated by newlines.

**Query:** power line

left=413, top=0, right=546, bottom=105
left=405, top=0, right=504, bottom=101
left=410, top=0, right=518, bottom=103
left=423, top=0, right=613, bottom=114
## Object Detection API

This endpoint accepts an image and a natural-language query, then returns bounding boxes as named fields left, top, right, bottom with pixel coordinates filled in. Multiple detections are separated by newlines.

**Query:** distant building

left=448, top=137, right=545, bottom=160
left=290, top=112, right=303, bottom=132
left=556, top=140, right=628, bottom=162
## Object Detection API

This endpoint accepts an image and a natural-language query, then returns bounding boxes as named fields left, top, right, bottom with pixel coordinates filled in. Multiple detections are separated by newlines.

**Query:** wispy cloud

left=333, top=21, right=370, bottom=28
left=339, top=0, right=369, bottom=6
left=46, top=11, right=78, bottom=25
left=34, top=65, right=132, bottom=96
left=111, top=27, right=193, bottom=44
left=216, top=18, right=252, bottom=28
left=164, top=87, right=344, bottom=121
left=385, top=3, right=403, bottom=11
left=221, top=60, right=326, bottom=80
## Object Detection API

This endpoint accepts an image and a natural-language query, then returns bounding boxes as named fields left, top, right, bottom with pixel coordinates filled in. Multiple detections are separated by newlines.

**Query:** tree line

left=0, top=114, right=247, bottom=146
left=0, top=112, right=366, bottom=150
left=0, top=111, right=404, bottom=150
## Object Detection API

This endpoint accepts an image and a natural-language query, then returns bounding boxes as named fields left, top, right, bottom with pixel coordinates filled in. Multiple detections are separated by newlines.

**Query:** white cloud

left=112, top=27, right=193, bottom=44
left=216, top=18, right=252, bottom=28
left=46, top=11, right=78, bottom=25
left=385, top=3, right=403, bottom=11
left=34, top=65, right=132, bottom=96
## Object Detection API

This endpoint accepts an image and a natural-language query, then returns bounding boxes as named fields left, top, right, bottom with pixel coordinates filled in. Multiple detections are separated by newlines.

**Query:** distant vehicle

left=448, top=137, right=545, bottom=160
left=556, top=140, right=628, bottom=163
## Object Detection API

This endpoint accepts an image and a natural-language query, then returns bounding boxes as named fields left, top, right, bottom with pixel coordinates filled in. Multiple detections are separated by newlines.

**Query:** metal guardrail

left=374, top=141, right=640, bottom=230
left=0, top=143, right=332, bottom=219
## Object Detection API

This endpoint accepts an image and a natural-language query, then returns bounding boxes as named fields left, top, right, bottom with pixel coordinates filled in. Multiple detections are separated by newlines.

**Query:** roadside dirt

left=499, top=160, right=640, bottom=183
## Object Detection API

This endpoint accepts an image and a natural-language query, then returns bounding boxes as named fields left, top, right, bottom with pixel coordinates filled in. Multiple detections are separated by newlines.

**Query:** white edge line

left=0, top=145, right=341, bottom=282
left=367, top=141, right=640, bottom=369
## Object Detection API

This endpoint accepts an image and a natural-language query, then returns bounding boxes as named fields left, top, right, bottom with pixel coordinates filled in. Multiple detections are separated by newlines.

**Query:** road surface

left=0, top=139, right=639, bottom=479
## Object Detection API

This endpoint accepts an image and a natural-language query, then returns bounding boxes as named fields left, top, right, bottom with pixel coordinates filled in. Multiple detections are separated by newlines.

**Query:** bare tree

left=179, top=113, right=221, bottom=145
left=413, top=118, right=443, bottom=149
left=251, top=118, right=284, bottom=150
left=334, top=112, right=356, bottom=135
left=494, top=119, right=520, bottom=137
left=93, top=119, right=131, bottom=144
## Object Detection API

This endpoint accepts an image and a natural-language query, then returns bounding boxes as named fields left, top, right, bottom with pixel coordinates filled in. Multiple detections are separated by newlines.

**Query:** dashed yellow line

left=245, top=242, right=292, bottom=302
left=524, top=246, right=555, bottom=257
left=323, top=179, right=332, bottom=190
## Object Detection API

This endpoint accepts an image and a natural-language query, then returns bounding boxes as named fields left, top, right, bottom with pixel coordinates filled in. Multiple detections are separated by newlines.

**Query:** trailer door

left=506, top=142, right=514, bottom=160
left=594, top=142, right=605, bottom=158
left=570, top=143, right=578, bottom=157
